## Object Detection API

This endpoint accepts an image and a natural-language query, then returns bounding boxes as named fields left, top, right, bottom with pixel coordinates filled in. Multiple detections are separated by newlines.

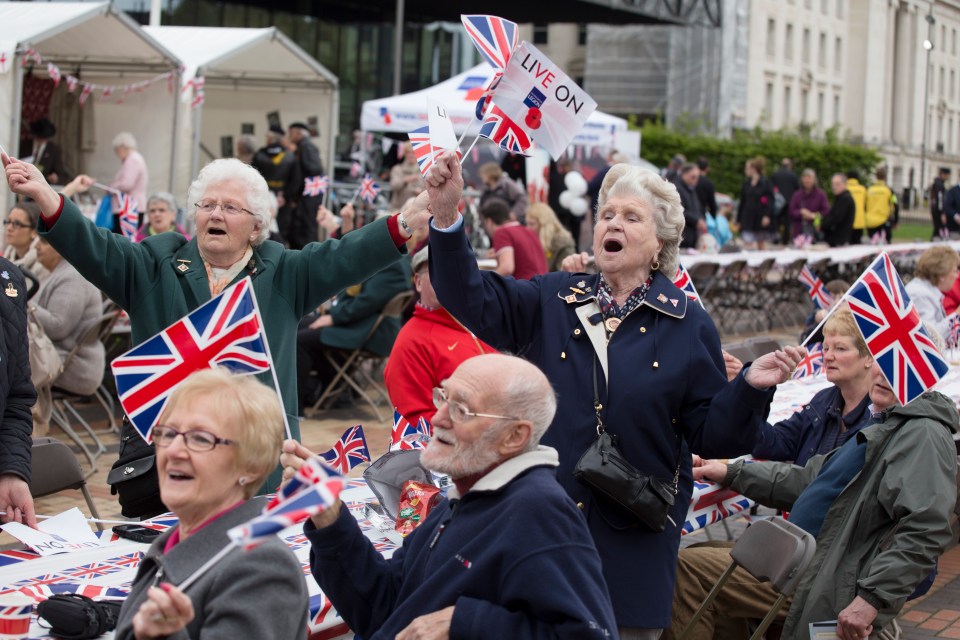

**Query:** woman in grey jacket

left=114, top=369, right=308, bottom=640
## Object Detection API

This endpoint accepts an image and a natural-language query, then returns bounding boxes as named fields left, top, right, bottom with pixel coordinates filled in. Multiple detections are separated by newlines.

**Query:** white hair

left=112, top=132, right=138, bottom=149
left=147, top=191, right=178, bottom=212
left=186, top=158, right=272, bottom=246
left=597, top=164, right=684, bottom=276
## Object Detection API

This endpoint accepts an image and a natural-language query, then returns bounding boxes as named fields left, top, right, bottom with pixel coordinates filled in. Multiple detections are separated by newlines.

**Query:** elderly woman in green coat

left=4, top=153, right=430, bottom=516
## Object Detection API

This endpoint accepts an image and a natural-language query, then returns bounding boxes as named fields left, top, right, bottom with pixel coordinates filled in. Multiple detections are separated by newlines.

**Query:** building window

left=940, top=65, right=946, bottom=97
left=767, top=19, right=777, bottom=58
left=931, top=64, right=935, bottom=95
left=818, top=32, right=826, bottom=68
left=953, top=28, right=957, bottom=55
left=784, top=85, right=792, bottom=123
left=765, top=82, right=775, bottom=123
left=786, top=24, right=795, bottom=61
left=833, top=94, right=841, bottom=125
left=578, top=23, right=588, bottom=46
left=818, top=91, right=825, bottom=124
left=950, top=118, right=955, bottom=153
left=802, top=28, right=810, bottom=64
left=801, top=88, right=809, bottom=122
left=533, top=23, right=548, bottom=45
left=821, top=0, right=829, bottom=13
left=951, top=69, right=956, bottom=100
left=836, top=0, right=843, bottom=19
left=834, top=37, right=842, bottom=73
left=941, top=26, right=947, bottom=50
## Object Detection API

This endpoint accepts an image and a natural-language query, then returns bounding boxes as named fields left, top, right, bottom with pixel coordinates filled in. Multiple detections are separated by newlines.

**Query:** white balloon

left=565, top=171, right=587, bottom=195
left=558, top=190, right=575, bottom=209
left=569, top=197, right=588, bottom=216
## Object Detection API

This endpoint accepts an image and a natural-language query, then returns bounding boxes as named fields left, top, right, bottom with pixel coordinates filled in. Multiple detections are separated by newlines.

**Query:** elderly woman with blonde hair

left=525, top=202, right=576, bottom=271
left=906, top=245, right=960, bottom=341
left=114, top=368, right=308, bottom=640
left=424, top=152, right=805, bottom=638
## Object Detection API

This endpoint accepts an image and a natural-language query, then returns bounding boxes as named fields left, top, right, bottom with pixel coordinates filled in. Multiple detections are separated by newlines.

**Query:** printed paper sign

left=492, top=41, right=598, bottom=160
left=426, top=98, right=459, bottom=150
left=1, top=508, right=103, bottom=556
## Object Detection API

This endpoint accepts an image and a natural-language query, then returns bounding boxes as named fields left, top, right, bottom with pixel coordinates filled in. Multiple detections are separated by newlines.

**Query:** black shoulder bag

left=573, top=358, right=680, bottom=532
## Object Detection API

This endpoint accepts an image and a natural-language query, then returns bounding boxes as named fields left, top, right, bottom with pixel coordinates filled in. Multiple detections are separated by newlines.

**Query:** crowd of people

left=0, top=120, right=958, bottom=640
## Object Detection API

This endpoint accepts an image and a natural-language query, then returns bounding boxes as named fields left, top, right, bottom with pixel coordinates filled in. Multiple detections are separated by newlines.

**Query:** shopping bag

left=94, top=195, right=113, bottom=229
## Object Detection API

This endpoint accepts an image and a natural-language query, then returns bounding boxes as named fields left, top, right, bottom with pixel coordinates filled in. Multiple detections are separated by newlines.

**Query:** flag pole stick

left=178, top=541, right=238, bottom=592
left=247, top=282, right=292, bottom=440
left=455, top=118, right=474, bottom=151
left=460, top=136, right=480, bottom=166
left=93, top=182, right=121, bottom=195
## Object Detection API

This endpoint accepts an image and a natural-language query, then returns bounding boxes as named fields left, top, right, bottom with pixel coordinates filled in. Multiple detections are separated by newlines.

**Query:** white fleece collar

left=447, top=445, right=559, bottom=500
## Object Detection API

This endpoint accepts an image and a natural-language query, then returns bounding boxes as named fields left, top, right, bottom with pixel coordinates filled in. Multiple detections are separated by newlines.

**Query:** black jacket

left=696, top=175, right=718, bottom=217
left=0, top=260, right=37, bottom=483
left=674, top=177, right=704, bottom=248
left=738, top=176, right=775, bottom=233
left=252, top=144, right=297, bottom=203
left=771, top=168, right=800, bottom=214
left=821, top=190, right=856, bottom=247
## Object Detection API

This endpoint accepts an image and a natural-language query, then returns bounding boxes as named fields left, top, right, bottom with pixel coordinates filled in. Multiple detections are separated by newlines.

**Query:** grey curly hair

left=596, top=164, right=685, bottom=277
left=186, top=158, right=272, bottom=246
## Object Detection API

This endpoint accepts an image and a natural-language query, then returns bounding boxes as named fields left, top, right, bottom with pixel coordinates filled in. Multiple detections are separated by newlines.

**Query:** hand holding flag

left=792, top=342, right=824, bottom=379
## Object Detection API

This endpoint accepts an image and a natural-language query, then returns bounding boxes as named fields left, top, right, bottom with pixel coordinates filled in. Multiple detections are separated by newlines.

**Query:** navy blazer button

left=576, top=502, right=585, bottom=510
left=639, top=327, right=647, bottom=333
left=574, top=328, right=581, bottom=336
left=560, top=351, right=566, bottom=359
left=653, top=361, right=659, bottom=369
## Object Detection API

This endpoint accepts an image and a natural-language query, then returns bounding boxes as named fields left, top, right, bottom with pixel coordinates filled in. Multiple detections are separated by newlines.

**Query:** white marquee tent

left=144, top=26, right=339, bottom=195
left=0, top=2, right=181, bottom=201
left=360, top=64, right=628, bottom=150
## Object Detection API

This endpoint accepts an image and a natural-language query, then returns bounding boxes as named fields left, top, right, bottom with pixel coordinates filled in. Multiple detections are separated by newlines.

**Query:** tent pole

left=7, top=54, right=24, bottom=211
left=149, top=0, right=162, bottom=27
left=169, top=66, right=181, bottom=196
left=392, top=0, right=404, bottom=95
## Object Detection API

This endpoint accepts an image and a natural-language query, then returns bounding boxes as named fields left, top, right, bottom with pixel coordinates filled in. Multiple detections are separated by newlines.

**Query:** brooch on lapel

left=176, top=259, right=191, bottom=273
left=5, top=283, right=17, bottom=298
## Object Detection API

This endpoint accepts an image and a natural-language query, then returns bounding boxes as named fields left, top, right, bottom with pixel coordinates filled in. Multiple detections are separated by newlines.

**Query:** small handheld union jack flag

left=111, top=278, right=271, bottom=441
left=303, top=175, right=329, bottom=197
left=320, top=425, right=371, bottom=473
left=475, top=72, right=502, bottom=121
left=792, top=342, right=824, bottom=379
left=118, top=194, right=138, bottom=240
left=478, top=105, right=532, bottom=156
left=228, top=457, right=345, bottom=550
left=947, top=314, right=960, bottom=349
left=389, top=409, right=431, bottom=451
left=798, top=264, right=834, bottom=309
left=408, top=127, right=437, bottom=177
left=358, top=174, right=381, bottom=204
left=460, top=15, right=519, bottom=70
left=672, top=264, right=704, bottom=309
left=846, top=252, right=948, bottom=405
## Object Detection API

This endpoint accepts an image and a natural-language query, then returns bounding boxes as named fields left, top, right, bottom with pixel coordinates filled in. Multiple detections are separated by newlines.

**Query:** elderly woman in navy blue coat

left=423, top=152, right=805, bottom=639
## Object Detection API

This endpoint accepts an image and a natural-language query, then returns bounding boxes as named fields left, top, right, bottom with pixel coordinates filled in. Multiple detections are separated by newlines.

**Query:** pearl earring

left=238, top=477, right=248, bottom=486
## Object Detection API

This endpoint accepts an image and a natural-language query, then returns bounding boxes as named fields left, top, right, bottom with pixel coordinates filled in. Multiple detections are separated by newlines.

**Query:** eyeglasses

left=3, top=219, right=30, bottom=229
left=432, top=387, right=519, bottom=423
left=152, top=424, right=235, bottom=452
left=194, top=201, right=254, bottom=217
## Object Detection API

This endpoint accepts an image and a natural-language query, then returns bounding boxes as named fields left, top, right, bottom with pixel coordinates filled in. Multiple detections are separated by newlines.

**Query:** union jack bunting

left=389, top=409, right=431, bottom=451
left=358, top=174, right=381, bottom=204
left=798, top=264, right=834, bottom=309
left=228, top=461, right=345, bottom=550
left=478, top=106, right=532, bottom=156
left=460, top=15, right=519, bottom=70
left=672, top=264, right=703, bottom=309
left=303, top=175, right=329, bottom=197
left=308, top=592, right=348, bottom=637
left=682, top=482, right=755, bottom=534
left=846, top=252, right=949, bottom=405
left=15, top=583, right=130, bottom=603
left=948, top=314, right=960, bottom=349
left=792, top=342, right=824, bottom=379
left=111, top=278, right=271, bottom=441
left=320, top=425, right=371, bottom=474
left=118, top=194, right=138, bottom=240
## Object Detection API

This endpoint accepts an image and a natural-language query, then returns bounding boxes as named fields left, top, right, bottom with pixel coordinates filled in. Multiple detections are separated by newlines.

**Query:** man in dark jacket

left=771, top=158, right=800, bottom=243
left=286, top=354, right=618, bottom=640
left=931, top=167, right=950, bottom=240
left=943, top=178, right=960, bottom=237
left=820, top=173, right=855, bottom=247
left=695, top=157, right=718, bottom=219
left=674, top=163, right=705, bottom=248
left=287, top=122, right=325, bottom=250
left=30, top=118, right=68, bottom=186
left=252, top=125, right=297, bottom=244
left=0, top=257, right=38, bottom=527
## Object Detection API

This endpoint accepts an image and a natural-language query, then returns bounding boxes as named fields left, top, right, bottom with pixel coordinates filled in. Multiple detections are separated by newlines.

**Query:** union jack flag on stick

left=408, top=127, right=438, bottom=177
left=320, top=425, right=371, bottom=473
left=672, top=264, right=703, bottom=309
left=792, top=342, right=824, bottom=379
left=798, top=264, right=834, bottom=309
left=948, top=314, right=960, bottom=349
left=389, top=409, right=431, bottom=451
left=303, top=175, right=328, bottom=197
left=118, top=194, right=138, bottom=240
left=477, top=105, right=532, bottom=156
left=356, top=174, right=381, bottom=205
left=111, top=278, right=280, bottom=442
left=460, top=15, right=519, bottom=70
left=846, top=252, right=949, bottom=405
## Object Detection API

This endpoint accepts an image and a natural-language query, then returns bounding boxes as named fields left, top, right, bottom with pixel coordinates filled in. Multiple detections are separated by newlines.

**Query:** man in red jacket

left=384, top=247, right=496, bottom=425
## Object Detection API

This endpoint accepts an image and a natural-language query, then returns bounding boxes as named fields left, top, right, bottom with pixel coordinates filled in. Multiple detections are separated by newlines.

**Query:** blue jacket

left=306, top=449, right=618, bottom=640
left=753, top=385, right=872, bottom=466
left=428, top=226, right=774, bottom=628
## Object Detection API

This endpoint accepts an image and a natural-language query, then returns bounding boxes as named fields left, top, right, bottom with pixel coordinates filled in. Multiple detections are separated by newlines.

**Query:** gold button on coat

left=577, top=502, right=585, bottom=510
left=639, top=327, right=647, bottom=333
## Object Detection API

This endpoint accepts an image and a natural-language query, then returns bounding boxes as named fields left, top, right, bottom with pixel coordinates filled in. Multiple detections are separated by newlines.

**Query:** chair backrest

left=357, top=290, right=416, bottom=352
left=745, top=336, right=782, bottom=359
left=730, top=517, right=817, bottom=596
left=29, top=437, right=86, bottom=497
left=59, top=311, right=117, bottom=373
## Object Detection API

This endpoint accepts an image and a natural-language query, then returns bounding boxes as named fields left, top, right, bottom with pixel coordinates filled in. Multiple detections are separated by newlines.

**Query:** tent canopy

left=361, top=64, right=627, bottom=150
left=144, top=26, right=340, bottom=197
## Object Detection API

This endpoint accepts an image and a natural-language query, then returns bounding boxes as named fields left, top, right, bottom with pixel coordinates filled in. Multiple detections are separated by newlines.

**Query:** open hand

left=744, top=345, right=807, bottom=389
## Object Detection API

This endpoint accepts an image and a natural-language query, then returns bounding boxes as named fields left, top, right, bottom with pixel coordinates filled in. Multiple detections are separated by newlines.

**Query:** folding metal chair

left=678, top=517, right=817, bottom=640
left=29, top=437, right=103, bottom=531
left=308, top=290, right=414, bottom=423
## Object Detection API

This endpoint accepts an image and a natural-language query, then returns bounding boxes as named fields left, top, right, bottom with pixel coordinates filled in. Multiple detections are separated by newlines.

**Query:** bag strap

left=592, top=354, right=681, bottom=495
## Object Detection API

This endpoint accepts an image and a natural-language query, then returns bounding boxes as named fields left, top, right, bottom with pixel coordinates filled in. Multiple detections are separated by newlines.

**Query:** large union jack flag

left=358, top=174, right=381, bottom=204
left=118, top=194, right=138, bottom=240
left=111, top=277, right=271, bottom=441
left=389, top=409, right=431, bottom=452
left=320, top=425, right=371, bottom=474
left=228, top=457, right=344, bottom=550
left=672, top=264, right=703, bottom=309
left=683, top=483, right=755, bottom=535
left=303, top=175, right=328, bottom=197
left=798, top=264, right=834, bottom=309
left=460, top=15, right=518, bottom=70
left=478, top=106, right=532, bottom=156
left=792, top=342, right=824, bottom=379
left=846, top=252, right=948, bottom=405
